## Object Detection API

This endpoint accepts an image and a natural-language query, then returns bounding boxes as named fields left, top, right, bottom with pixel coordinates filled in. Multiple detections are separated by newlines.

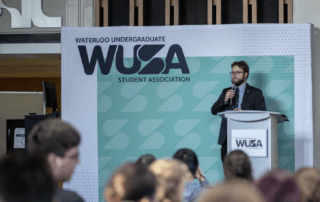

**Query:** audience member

left=136, top=154, right=156, bottom=169
left=27, top=118, right=84, bottom=202
left=223, top=150, right=253, bottom=181
left=173, top=148, right=209, bottom=202
left=197, top=180, right=265, bottom=202
left=21, top=119, right=309, bottom=202
left=149, top=159, right=193, bottom=202
left=294, top=167, right=320, bottom=202
left=255, top=170, right=301, bottom=202
left=104, top=162, right=156, bottom=202
left=0, top=152, right=56, bottom=202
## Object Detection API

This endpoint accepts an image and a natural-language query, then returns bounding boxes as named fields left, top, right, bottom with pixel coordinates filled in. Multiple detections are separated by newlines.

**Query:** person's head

left=172, top=148, right=198, bottom=176
left=136, top=154, right=156, bottom=170
left=27, top=118, right=81, bottom=182
left=104, top=162, right=156, bottom=202
left=197, top=181, right=265, bottom=202
left=149, top=159, right=193, bottom=202
left=255, top=170, right=301, bottom=202
left=0, top=152, right=55, bottom=202
left=294, top=167, right=320, bottom=202
left=223, top=150, right=253, bottom=181
left=231, top=61, right=249, bottom=86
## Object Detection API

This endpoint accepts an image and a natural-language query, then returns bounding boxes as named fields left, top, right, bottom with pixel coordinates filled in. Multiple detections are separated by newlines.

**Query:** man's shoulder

left=57, top=188, right=85, bottom=202
left=247, top=84, right=263, bottom=93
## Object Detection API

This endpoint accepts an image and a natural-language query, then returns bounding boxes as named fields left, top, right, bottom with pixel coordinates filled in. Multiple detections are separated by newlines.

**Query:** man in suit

left=211, top=61, right=266, bottom=163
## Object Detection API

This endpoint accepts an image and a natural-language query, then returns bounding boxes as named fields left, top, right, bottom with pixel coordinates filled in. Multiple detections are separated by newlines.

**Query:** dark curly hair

left=173, top=148, right=198, bottom=176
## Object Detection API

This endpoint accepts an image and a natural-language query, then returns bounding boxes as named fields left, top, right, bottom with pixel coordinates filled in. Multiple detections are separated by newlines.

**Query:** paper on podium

left=14, top=128, right=25, bottom=149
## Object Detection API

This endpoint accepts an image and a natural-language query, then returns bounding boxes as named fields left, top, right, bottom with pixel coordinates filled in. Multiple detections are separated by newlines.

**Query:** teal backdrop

left=97, top=55, right=294, bottom=201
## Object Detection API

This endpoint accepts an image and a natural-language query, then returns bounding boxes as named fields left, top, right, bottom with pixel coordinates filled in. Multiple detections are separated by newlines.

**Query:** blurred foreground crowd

left=0, top=119, right=319, bottom=202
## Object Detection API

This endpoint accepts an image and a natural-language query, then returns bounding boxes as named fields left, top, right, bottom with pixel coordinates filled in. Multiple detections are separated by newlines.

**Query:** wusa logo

left=235, top=139, right=263, bottom=148
left=78, top=44, right=190, bottom=75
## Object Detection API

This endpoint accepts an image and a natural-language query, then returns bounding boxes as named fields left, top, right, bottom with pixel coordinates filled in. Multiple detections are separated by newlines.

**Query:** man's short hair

left=173, top=148, right=198, bottom=176
left=231, top=61, right=249, bottom=79
left=0, top=152, right=55, bottom=202
left=27, top=119, right=81, bottom=157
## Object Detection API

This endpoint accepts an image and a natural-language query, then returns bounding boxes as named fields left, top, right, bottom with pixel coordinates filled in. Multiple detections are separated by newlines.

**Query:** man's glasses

left=229, top=71, right=245, bottom=76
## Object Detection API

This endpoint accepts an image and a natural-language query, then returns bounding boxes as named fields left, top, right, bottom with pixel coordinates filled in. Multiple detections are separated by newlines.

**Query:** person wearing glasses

left=211, top=61, right=266, bottom=163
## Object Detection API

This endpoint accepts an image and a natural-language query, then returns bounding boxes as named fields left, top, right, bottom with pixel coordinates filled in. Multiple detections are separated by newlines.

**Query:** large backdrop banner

left=61, top=24, right=313, bottom=202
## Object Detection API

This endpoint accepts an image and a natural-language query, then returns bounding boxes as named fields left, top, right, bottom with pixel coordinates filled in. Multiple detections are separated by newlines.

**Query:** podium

left=218, top=110, right=284, bottom=179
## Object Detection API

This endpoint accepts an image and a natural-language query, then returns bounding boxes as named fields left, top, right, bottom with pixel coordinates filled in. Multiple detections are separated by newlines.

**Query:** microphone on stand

left=230, top=83, right=235, bottom=105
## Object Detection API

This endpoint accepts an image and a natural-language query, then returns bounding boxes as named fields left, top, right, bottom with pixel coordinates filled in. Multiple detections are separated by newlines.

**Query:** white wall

left=0, top=93, right=44, bottom=158
left=0, top=0, right=66, bottom=34
left=294, top=0, right=320, bottom=168
left=0, top=0, right=94, bottom=55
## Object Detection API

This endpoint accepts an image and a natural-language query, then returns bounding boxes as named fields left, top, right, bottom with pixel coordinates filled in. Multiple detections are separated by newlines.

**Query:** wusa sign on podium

left=231, top=129, right=268, bottom=157
left=218, top=111, right=284, bottom=178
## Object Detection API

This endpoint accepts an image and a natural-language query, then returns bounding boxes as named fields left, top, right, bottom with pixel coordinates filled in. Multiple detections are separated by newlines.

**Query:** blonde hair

left=295, top=167, right=320, bottom=202
left=149, top=159, right=193, bottom=202
left=198, top=180, right=265, bottom=202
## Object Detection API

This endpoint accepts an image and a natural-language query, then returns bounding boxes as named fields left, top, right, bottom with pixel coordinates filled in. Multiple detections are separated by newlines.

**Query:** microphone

left=230, top=84, right=235, bottom=105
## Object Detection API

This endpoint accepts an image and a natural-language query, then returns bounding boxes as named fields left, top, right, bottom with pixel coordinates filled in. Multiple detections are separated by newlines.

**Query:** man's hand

left=233, top=108, right=243, bottom=111
left=195, top=167, right=206, bottom=182
left=224, top=89, right=235, bottom=103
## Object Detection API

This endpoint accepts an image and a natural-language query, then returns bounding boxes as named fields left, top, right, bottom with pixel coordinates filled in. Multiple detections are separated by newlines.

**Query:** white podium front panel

left=227, top=115, right=278, bottom=179
left=231, top=129, right=268, bottom=157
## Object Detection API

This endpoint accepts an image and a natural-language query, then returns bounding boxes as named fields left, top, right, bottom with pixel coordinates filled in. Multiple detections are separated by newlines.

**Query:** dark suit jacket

left=211, top=83, right=267, bottom=145
left=57, top=188, right=85, bottom=202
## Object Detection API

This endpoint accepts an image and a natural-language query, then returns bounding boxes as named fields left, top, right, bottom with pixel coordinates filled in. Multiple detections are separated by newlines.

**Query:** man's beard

left=231, top=75, right=245, bottom=86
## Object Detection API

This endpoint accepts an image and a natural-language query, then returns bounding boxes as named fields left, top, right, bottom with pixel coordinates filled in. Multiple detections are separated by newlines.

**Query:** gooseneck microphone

left=230, top=84, right=235, bottom=105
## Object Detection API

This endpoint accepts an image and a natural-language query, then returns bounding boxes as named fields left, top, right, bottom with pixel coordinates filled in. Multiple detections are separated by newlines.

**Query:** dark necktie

left=232, top=88, right=239, bottom=109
